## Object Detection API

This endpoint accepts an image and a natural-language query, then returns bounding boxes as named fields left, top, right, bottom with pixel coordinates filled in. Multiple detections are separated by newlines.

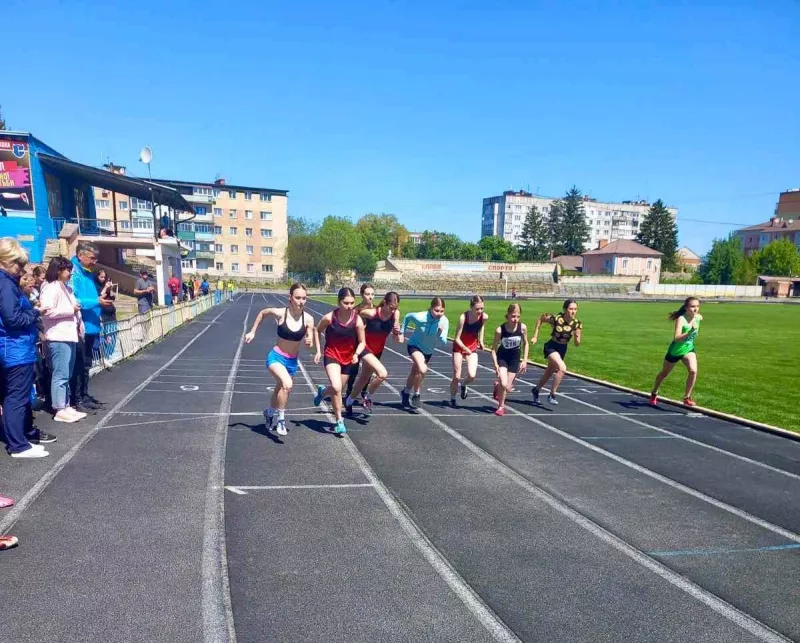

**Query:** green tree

left=415, top=231, right=439, bottom=259
left=546, top=200, right=565, bottom=257
left=637, top=199, right=679, bottom=271
left=317, top=216, right=361, bottom=280
left=401, top=238, right=419, bottom=258
left=434, top=233, right=463, bottom=260
left=753, top=238, right=800, bottom=276
left=351, top=248, right=377, bottom=278
left=699, top=235, right=745, bottom=285
left=287, top=215, right=318, bottom=237
left=519, top=205, right=549, bottom=261
left=477, top=235, right=518, bottom=262
left=355, top=213, right=408, bottom=260
left=561, top=186, right=591, bottom=255
left=459, top=242, right=481, bottom=260
left=286, top=234, right=326, bottom=282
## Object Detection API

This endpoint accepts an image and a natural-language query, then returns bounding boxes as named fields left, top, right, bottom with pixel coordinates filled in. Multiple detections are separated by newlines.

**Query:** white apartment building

left=481, top=190, right=678, bottom=251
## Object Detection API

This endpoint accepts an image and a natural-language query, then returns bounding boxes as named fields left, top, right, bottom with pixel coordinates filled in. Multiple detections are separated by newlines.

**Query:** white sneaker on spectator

left=54, top=409, right=79, bottom=423
left=66, top=407, right=87, bottom=421
left=11, top=448, right=49, bottom=458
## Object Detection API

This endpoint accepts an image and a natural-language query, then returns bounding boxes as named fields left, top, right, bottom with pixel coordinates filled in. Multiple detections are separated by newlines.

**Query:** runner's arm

left=392, top=310, right=404, bottom=343
left=437, top=315, right=450, bottom=346
left=353, top=316, right=367, bottom=363
left=573, top=322, right=582, bottom=347
left=673, top=316, right=692, bottom=341
left=531, top=313, right=553, bottom=344
left=478, top=313, right=488, bottom=350
left=490, top=327, right=502, bottom=372
left=520, top=323, right=530, bottom=373
left=244, top=308, right=276, bottom=342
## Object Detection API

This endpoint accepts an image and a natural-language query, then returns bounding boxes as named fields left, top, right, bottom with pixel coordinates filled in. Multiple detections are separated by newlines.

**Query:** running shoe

left=494, top=407, right=505, bottom=416
left=361, top=393, right=373, bottom=414
left=0, top=495, right=14, bottom=509
left=649, top=393, right=658, bottom=407
left=531, top=386, right=540, bottom=404
left=275, top=419, right=288, bottom=436
left=547, top=394, right=558, bottom=405
left=460, top=382, right=468, bottom=400
left=411, top=393, right=421, bottom=408
left=314, top=385, right=325, bottom=407
left=263, top=409, right=274, bottom=430
left=0, top=535, right=19, bottom=550
left=29, top=431, right=57, bottom=444
left=400, top=390, right=411, bottom=409
left=450, top=398, right=457, bottom=409
left=683, top=397, right=697, bottom=407
left=334, top=420, right=347, bottom=435
left=11, top=447, right=49, bottom=459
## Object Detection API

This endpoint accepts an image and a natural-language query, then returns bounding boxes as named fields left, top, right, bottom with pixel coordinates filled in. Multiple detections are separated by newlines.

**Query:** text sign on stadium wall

left=419, top=263, right=520, bottom=272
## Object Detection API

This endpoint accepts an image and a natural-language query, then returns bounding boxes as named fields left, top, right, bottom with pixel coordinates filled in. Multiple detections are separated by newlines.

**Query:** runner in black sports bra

left=277, top=308, right=308, bottom=342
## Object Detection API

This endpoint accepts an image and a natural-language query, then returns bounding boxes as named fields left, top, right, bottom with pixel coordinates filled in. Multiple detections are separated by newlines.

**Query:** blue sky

left=5, top=0, right=799, bottom=254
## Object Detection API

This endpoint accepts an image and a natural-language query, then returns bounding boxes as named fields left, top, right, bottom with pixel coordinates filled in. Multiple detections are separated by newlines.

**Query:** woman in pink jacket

left=39, top=257, right=87, bottom=423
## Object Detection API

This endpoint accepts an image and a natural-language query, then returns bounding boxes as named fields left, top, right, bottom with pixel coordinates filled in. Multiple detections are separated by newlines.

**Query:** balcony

left=186, top=194, right=214, bottom=205
left=53, top=217, right=154, bottom=237
left=195, top=250, right=215, bottom=260
left=196, top=231, right=215, bottom=242
left=177, top=230, right=196, bottom=241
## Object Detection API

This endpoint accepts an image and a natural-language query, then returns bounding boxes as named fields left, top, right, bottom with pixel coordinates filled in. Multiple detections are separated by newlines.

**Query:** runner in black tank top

left=450, top=296, right=487, bottom=407
left=490, top=303, right=529, bottom=416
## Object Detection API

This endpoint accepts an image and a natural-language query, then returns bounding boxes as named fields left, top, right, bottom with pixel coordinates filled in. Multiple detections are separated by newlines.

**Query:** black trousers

left=70, top=333, right=98, bottom=405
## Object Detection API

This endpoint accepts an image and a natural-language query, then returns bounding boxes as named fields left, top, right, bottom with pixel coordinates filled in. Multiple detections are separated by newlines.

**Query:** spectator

left=0, top=238, right=56, bottom=458
left=168, top=273, right=181, bottom=305
left=29, top=265, right=45, bottom=305
left=134, top=268, right=155, bottom=314
left=182, top=280, right=189, bottom=302
left=95, top=269, right=118, bottom=364
left=200, top=276, right=210, bottom=296
left=193, top=277, right=201, bottom=298
left=187, top=278, right=195, bottom=301
left=216, top=279, right=224, bottom=292
left=69, top=241, right=112, bottom=412
left=40, top=257, right=87, bottom=424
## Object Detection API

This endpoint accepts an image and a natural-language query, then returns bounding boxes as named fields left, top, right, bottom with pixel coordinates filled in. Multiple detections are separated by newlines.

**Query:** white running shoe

left=11, top=447, right=50, bottom=458
left=275, top=420, right=288, bottom=436
left=54, top=409, right=79, bottom=423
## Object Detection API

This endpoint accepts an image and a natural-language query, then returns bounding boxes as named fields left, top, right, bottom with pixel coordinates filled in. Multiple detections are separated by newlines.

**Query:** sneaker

left=54, top=409, right=79, bottom=423
left=11, top=447, right=49, bottom=459
left=79, top=398, right=102, bottom=411
left=400, top=390, right=411, bottom=409
left=547, top=394, right=558, bottom=405
left=29, top=430, right=58, bottom=444
left=66, top=407, right=87, bottom=421
left=411, top=393, right=421, bottom=408
left=450, top=398, right=457, bottom=409
left=649, top=393, right=658, bottom=407
left=275, top=419, right=288, bottom=436
left=314, top=385, right=325, bottom=407
left=73, top=403, right=97, bottom=415
left=460, top=382, right=468, bottom=400
left=0, top=495, right=14, bottom=509
left=86, top=396, right=105, bottom=406
left=334, top=420, right=347, bottom=435
left=263, top=409, right=274, bottom=430
left=683, top=397, right=697, bottom=407
left=531, top=386, right=540, bottom=404
left=362, top=394, right=373, bottom=414
left=0, top=535, right=19, bottom=550
left=494, top=407, right=505, bottom=416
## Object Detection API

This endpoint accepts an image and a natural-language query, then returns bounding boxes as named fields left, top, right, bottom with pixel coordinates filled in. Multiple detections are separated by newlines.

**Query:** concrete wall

left=385, top=258, right=555, bottom=273
left=640, top=283, right=762, bottom=297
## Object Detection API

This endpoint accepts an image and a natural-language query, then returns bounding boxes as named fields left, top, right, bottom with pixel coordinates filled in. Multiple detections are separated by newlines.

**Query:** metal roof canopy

left=37, top=153, right=195, bottom=213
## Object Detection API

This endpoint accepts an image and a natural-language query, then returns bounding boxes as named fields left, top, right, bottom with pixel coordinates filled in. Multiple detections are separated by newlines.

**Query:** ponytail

left=668, top=297, right=699, bottom=321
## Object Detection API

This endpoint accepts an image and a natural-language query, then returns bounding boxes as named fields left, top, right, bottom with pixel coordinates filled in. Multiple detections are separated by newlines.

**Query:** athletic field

left=319, top=296, right=800, bottom=433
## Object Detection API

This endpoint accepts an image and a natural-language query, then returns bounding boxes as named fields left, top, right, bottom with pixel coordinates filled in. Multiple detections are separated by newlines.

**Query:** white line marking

left=297, top=358, right=521, bottom=643
left=0, top=305, right=231, bottom=537
left=201, top=304, right=250, bottom=643
left=225, top=483, right=375, bottom=494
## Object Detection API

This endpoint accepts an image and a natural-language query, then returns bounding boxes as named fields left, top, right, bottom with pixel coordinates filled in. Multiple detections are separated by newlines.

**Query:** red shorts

left=452, top=339, right=479, bottom=355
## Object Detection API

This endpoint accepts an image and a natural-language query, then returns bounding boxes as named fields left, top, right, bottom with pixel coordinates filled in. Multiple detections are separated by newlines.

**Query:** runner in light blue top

left=400, top=297, right=449, bottom=409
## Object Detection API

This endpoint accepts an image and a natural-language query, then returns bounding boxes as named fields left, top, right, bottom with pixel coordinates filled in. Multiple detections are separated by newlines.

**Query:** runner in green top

left=650, top=297, right=703, bottom=407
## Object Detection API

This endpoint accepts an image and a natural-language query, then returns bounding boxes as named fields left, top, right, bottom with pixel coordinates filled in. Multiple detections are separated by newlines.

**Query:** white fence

left=640, top=283, right=762, bottom=297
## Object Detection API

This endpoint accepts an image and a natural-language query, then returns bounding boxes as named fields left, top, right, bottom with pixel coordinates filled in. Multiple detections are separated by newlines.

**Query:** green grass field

left=316, top=296, right=800, bottom=433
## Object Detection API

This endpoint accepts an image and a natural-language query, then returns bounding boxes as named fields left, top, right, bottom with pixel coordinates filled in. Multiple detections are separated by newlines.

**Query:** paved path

left=1, top=293, right=798, bottom=642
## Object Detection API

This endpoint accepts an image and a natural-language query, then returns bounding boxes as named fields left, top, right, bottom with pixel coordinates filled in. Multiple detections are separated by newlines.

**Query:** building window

left=261, top=264, right=273, bottom=273
left=95, top=199, right=111, bottom=209
left=230, top=244, right=239, bottom=253
left=196, top=223, right=213, bottom=234
left=178, top=222, right=193, bottom=232
left=131, top=198, right=151, bottom=210
left=229, top=227, right=237, bottom=235
left=193, top=186, right=213, bottom=196
left=245, top=210, right=253, bottom=219
left=231, top=262, right=239, bottom=272
left=213, top=208, right=223, bottom=217
left=215, top=244, right=223, bottom=252
left=622, top=259, right=628, bottom=269
left=246, top=245, right=253, bottom=255
left=215, top=262, right=224, bottom=271
left=247, top=263, right=254, bottom=273
left=118, top=201, right=128, bottom=211
left=181, top=259, right=193, bottom=269
left=228, top=190, right=236, bottom=199
left=214, top=226, right=222, bottom=234
left=647, top=259, right=653, bottom=270
left=261, top=246, right=273, bottom=255
left=245, top=191, right=252, bottom=201
left=261, top=229, right=272, bottom=238
left=229, top=209, right=236, bottom=218
left=119, top=220, right=131, bottom=230
left=260, top=211, right=272, bottom=221
left=260, top=193, right=271, bottom=202
left=245, top=227, right=253, bottom=237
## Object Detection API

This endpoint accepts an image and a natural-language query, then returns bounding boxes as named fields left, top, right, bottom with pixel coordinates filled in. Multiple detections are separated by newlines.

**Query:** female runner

left=649, top=297, right=702, bottom=407
left=313, top=287, right=366, bottom=434
left=400, top=297, right=449, bottom=409
left=449, top=295, right=487, bottom=408
left=344, top=283, right=376, bottom=402
left=244, top=283, right=319, bottom=436
left=490, top=303, right=528, bottom=416
left=530, top=299, right=582, bottom=405
left=345, top=291, right=403, bottom=414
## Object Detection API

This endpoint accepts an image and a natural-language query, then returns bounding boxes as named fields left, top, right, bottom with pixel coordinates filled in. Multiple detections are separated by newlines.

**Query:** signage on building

left=0, top=138, right=35, bottom=216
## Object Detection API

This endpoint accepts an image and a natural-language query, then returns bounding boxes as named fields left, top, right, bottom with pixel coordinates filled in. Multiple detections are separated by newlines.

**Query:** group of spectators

left=167, top=274, right=211, bottom=305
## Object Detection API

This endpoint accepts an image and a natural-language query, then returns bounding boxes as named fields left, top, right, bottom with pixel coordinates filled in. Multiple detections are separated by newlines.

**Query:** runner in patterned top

left=530, top=299, right=583, bottom=405
left=450, top=295, right=488, bottom=408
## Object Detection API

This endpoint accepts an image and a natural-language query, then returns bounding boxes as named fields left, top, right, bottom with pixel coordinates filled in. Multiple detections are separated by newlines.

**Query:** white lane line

left=453, top=351, right=800, bottom=482
left=201, top=304, right=250, bottom=643
left=225, top=484, right=375, bottom=494
left=296, top=359, right=521, bottom=643
left=0, top=305, right=232, bottom=537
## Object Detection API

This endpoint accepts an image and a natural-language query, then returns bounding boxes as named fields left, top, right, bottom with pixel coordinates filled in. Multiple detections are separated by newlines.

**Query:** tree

left=286, top=234, right=326, bottom=282
left=547, top=200, right=565, bottom=257
left=560, top=186, right=591, bottom=255
left=459, top=242, right=481, bottom=260
left=415, top=231, right=439, bottom=259
left=351, top=248, right=377, bottom=278
left=355, top=213, right=408, bottom=260
left=434, top=233, right=463, bottom=260
left=519, top=205, right=549, bottom=261
left=637, top=199, right=679, bottom=271
left=287, top=215, right=318, bottom=238
left=477, top=235, right=518, bottom=262
left=0, top=105, right=6, bottom=130
left=317, top=216, right=361, bottom=280
left=401, top=238, right=419, bottom=259
left=753, top=238, right=800, bottom=276
left=699, top=235, right=745, bottom=285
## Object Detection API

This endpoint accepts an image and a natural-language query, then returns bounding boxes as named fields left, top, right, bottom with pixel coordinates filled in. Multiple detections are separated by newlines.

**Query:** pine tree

left=561, top=186, right=591, bottom=255
left=519, top=205, right=549, bottom=261
left=547, top=200, right=565, bottom=257
left=637, top=199, right=679, bottom=271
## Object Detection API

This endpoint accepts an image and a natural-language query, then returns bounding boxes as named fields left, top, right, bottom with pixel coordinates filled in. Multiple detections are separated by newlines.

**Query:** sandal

left=0, top=495, right=14, bottom=509
left=0, top=535, right=19, bottom=550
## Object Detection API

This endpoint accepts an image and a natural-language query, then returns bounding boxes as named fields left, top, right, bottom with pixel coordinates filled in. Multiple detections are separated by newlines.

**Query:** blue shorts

left=267, top=347, right=298, bottom=377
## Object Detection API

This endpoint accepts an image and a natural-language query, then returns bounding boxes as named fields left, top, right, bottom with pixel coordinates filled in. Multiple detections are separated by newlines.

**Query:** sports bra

left=277, top=308, right=307, bottom=342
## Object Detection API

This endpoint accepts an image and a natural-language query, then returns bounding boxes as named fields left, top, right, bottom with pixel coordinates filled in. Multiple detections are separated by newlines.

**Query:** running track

left=1, top=293, right=798, bottom=643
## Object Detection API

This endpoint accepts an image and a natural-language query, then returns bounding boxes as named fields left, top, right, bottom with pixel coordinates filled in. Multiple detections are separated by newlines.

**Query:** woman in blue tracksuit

left=400, top=297, right=449, bottom=409
left=0, top=238, right=54, bottom=458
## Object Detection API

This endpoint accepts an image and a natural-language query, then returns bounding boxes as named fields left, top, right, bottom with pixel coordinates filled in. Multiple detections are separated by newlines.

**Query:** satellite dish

left=139, top=146, right=153, bottom=164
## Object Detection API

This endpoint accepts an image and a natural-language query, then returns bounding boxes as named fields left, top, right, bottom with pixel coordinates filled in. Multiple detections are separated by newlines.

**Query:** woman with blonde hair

left=0, top=238, right=56, bottom=457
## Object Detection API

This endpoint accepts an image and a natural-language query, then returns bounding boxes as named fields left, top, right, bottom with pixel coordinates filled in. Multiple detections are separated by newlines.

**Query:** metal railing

left=90, top=289, right=233, bottom=374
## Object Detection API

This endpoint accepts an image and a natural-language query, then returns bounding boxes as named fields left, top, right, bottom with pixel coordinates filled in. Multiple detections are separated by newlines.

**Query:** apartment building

left=734, top=189, right=800, bottom=255
left=93, top=176, right=288, bottom=279
left=481, top=190, right=678, bottom=251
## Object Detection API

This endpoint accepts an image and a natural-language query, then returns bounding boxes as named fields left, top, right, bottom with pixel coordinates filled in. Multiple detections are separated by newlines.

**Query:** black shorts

left=323, top=356, right=356, bottom=376
left=497, top=353, right=520, bottom=374
left=544, top=340, right=567, bottom=361
left=665, top=350, right=695, bottom=364
left=407, top=345, right=433, bottom=364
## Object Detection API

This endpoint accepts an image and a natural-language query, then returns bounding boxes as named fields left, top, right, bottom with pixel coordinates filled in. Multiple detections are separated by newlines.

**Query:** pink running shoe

left=0, top=496, right=14, bottom=509
left=494, top=407, right=505, bottom=416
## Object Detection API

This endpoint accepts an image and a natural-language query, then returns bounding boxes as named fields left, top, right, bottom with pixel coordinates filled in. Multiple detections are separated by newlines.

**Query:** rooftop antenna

left=139, top=146, right=153, bottom=180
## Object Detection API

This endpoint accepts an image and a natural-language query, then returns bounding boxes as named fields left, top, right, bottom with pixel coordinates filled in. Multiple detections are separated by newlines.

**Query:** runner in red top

left=450, top=295, right=488, bottom=407
left=345, top=283, right=376, bottom=401
left=346, top=291, right=404, bottom=415
left=314, top=287, right=366, bottom=435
